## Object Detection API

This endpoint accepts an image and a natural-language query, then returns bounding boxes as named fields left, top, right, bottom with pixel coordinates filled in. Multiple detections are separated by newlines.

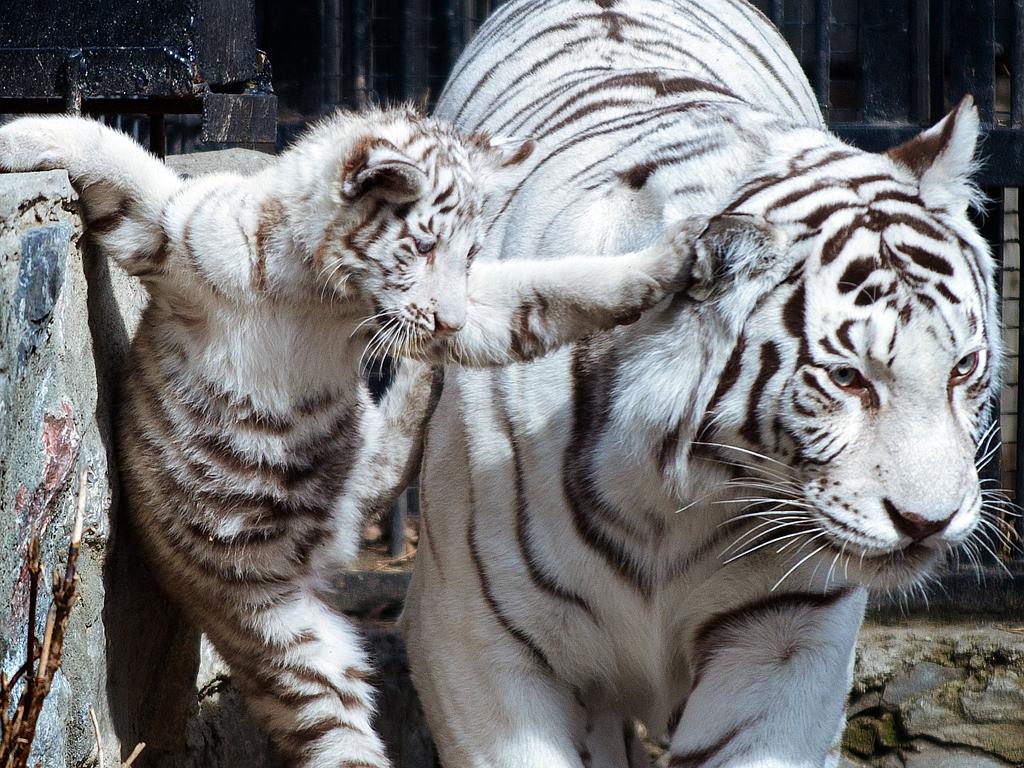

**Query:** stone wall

left=841, top=621, right=1024, bottom=768
left=0, top=167, right=155, bottom=766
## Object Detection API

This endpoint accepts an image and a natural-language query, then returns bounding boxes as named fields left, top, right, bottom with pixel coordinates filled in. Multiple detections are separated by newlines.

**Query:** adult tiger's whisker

left=772, top=540, right=830, bottom=592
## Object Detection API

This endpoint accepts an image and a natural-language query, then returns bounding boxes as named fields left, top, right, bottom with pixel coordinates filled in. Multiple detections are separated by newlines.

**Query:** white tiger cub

left=0, top=109, right=698, bottom=767
left=403, top=1, right=1003, bottom=767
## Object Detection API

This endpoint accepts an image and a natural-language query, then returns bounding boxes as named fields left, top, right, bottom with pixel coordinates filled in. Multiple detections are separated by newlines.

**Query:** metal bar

left=446, top=0, right=464, bottom=71
left=0, top=96, right=203, bottom=114
left=859, top=0, right=910, bottom=123
left=1017, top=246, right=1024, bottom=558
left=770, top=0, right=785, bottom=29
left=321, top=0, right=342, bottom=108
left=929, top=0, right=946, bottom=118
left=352, top=0, right=370, bottom=110
left=402, top=0, right=430, bottom=104
left=948, top=0, right=995, bottom=122
left=1014, top=0, right=1024, bottom=127
left=976, top=188, right=1004, bottom=490
left=814, top=0, right=831, bottom=119
left=389, top=491, right=409, bottom=559
left=911, top=0, right=930, bottom=123
left=149, top=112, right=166, bottom=158
left=831, top=124, right=1024, bottom=187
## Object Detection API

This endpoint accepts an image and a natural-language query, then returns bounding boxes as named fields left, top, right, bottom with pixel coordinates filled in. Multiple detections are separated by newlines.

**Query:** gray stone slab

left=1, top=169, right=152, bottom=767
left=903, top=742, right=1012, bottom=768
left=165, top=147, right=274, bottom=178
left=0, top=169, right=75, bottom=220
left=881, top=661, right=965, bottom=708
left=961, top=669, right=1024, bottom=724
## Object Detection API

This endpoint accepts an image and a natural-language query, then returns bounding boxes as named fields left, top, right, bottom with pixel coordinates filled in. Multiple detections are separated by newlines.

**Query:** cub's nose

left=433, top=314, right=463, bottom=335
left=882, top=498, right=953, bottom=542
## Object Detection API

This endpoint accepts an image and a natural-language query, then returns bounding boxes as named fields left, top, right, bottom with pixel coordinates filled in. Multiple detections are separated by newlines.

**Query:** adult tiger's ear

left=687, top=213, right=786, bottom=301
left=341, top=139, right=429, bottom=204
left=886, top=95, right=981, bottom=214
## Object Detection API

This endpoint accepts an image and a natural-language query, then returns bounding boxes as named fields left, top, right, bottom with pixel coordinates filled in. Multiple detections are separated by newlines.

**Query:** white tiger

left=402, top=1, right=1003, bottom=766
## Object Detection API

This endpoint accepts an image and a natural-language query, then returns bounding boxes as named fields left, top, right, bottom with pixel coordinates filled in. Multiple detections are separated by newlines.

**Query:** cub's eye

left=416, top=238, right=436, bottom=255
left=951, top=351, right=979, bottom=383
left=829, top=366, right=867, bottom=391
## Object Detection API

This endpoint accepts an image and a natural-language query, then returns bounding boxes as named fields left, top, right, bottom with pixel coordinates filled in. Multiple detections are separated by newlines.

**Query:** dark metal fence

left=0, top=0, right=277, bottom=147
left=257, top=0, right=1024, bottom=597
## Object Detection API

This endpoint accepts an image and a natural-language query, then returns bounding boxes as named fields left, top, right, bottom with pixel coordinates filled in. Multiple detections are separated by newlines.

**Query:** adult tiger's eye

left=952, top=351, right=979, bottom=381
left=829, top=367, right=860, bottom=389
left=416, top=239, right=436, bottom=255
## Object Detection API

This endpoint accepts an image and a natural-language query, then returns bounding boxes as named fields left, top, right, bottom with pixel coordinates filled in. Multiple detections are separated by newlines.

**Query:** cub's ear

left=687, top=213, right=785, bottom=301
left=886, top=95, right=981, bottom=214
left=342, top=139, right=428, bottom=204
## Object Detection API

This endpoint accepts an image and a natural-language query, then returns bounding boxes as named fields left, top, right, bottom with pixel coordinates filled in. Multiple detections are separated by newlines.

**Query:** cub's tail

left=0, top=116, right=182, bottom=276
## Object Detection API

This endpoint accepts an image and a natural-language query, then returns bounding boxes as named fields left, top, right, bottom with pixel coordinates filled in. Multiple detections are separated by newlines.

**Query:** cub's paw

left=0, top=116, right=85, bottom=174
left=641, top=216, right=710, bottom=296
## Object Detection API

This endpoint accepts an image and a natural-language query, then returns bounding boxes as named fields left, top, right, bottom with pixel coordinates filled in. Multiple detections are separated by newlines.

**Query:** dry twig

left=121, top=742, right=145, bottom=768
left=0, top=468, right=87, bottom=768
left=85, top=705, right=101, bottom=767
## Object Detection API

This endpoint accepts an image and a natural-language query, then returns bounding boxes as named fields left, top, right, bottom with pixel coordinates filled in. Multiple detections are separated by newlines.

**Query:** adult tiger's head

left=694, top=96, right=1004, bottom=589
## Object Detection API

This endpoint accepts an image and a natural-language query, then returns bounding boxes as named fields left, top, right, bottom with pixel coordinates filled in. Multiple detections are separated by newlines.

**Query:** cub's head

left=301, top=107, right=532, bottom=358
left=697, top=97, right=1005, bottom=589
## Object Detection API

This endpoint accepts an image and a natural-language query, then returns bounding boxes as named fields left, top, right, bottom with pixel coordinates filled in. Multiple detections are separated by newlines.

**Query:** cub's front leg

left=429, top=218, right=707, bottom=366
left=0, top=116, right=181, bottom=276
left=669, top=587, right=866, bottom=768
left=347, top=360, right=444, bottom=523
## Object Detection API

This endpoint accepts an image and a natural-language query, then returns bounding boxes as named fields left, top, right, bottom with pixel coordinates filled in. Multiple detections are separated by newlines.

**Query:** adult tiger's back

left=437, top=0, right=821, bottom=261
left=405, top=1, right=1000, bottom=766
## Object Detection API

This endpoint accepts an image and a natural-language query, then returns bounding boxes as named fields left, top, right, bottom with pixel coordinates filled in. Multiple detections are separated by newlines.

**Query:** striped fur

left=0, top=109, right=697, bottom=767
left=402, top=2, right=1003, bottom=766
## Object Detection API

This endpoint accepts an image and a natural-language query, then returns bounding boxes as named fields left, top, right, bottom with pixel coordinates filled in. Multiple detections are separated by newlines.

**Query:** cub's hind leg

left=667, top=587, right=865, bottom=768
left=198, top=581, right=392, bottom=768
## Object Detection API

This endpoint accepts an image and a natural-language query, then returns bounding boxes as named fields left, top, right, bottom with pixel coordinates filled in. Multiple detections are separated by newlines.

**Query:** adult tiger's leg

left=403, top=570, right=589, bottom=768
left=667, top=587, right=865, bottom=768
left=401, top=410, right=588, bottom=768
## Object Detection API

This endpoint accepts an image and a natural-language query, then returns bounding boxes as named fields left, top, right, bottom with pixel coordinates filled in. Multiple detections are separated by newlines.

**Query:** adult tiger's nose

left=882, top=498, right=954, bottom=541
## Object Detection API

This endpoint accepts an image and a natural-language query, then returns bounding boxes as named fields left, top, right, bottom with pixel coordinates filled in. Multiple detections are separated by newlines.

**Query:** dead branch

left=121, top=743, right=145, bottom=768
left=0, top=468, right=87, bottom=768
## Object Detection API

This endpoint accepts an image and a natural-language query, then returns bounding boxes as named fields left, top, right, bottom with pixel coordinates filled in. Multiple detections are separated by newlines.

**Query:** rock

left=848, top=689, right=882, bottom=717
left=960, top=669, right=1024, bottom=723
left=881, top=661, right=965, bottom=708
left=0, top=169, right=151, bottom=766
left=165, top=147, right=274, bottom=178
left=904, top=695, right=1024, bottom=765
left=843, top=717, right=879, bottom=757
left=839, top=752, right=902, bottom=768
left=903, top=741, right=1012, bottom=768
